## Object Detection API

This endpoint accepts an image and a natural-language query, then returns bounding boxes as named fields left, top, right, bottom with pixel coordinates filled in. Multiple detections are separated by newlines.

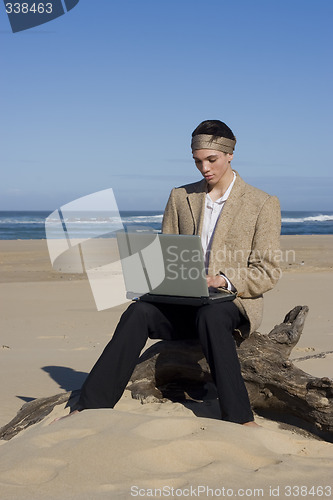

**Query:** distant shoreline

left=0, top=210, right=333, bottom=239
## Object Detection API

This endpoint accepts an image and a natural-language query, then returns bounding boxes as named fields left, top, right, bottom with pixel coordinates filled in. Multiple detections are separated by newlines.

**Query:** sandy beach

left=0, top=236, right=332, bottom=499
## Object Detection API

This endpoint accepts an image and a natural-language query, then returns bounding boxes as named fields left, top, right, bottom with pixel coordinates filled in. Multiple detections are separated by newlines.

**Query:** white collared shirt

left=201, top=172, right=236, bottom=289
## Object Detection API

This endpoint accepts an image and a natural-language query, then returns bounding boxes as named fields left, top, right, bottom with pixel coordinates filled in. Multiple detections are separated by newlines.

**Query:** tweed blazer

left=162, top=171, right=281, bottom=337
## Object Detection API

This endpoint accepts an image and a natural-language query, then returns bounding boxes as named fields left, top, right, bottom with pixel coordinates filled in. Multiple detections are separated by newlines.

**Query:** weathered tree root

left=0, top=390, right=80, bottom=441
left=1, top=306, right=332, bottom=442
left=293, top=351, right=333, bottom=362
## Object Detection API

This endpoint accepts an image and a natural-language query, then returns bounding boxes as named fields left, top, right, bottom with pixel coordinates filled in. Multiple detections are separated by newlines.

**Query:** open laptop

left=116, top=231, right=236, bottom=306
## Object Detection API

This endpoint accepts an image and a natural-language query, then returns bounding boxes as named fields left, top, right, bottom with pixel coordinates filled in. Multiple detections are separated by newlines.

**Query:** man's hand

left=206, top=274, right=227, bottom=289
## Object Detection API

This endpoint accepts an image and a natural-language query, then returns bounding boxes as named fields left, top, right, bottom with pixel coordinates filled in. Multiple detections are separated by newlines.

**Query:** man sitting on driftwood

left=73, top=119, right=281, bottom=427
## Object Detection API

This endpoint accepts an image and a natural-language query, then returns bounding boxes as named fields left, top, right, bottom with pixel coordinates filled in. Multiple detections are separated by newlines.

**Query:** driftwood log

left=1, top=306, right=333, bottom=442
left=128, top=305, right=333, bottom=441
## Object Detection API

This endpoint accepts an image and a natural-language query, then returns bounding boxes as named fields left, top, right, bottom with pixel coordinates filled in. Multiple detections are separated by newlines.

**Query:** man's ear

left=227, top=153, right=234, bottom=163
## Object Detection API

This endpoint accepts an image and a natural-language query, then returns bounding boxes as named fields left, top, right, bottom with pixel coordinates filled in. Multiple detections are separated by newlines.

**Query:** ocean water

left=0, top=210, right=333, bottom=240
left=0, top=211, right=164, bottom=240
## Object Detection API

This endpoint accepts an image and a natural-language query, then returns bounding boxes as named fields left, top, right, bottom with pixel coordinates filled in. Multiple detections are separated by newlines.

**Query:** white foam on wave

left=0, top=219, right=45, bottom=224
left=0, top=214, right=164, bottom=225
left=282, top=214, right=333, bottom=223
left=121, top=214, right=163, bottom=224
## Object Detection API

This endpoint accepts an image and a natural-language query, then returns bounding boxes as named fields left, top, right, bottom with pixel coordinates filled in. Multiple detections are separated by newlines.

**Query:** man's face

left=192, top=149, right=233, bottom=187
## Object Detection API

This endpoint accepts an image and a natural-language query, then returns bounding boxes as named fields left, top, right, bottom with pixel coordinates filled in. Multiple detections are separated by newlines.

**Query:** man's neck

left=207, top=168, right=234, bottom=202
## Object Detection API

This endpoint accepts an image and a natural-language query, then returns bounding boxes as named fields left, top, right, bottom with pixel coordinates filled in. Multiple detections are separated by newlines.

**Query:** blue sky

left=1, top=0, right=332, bottom=211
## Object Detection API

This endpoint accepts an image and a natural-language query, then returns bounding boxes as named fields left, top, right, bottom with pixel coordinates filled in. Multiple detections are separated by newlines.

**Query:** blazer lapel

left=186, top=179, right=206, bottom=234
left=209, top=171, right=246, bottom=252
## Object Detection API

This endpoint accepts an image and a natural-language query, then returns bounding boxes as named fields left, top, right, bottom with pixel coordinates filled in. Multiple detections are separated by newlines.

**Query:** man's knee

left=118, top=300, right=163, bottom=334
left=196, top=301, right=239, bottom=321
left=124, top=300, right=158, bottom=318
left=195, top=301, right=241, bottom=332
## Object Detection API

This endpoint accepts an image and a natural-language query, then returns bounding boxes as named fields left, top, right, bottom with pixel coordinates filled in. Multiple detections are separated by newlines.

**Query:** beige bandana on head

left=191, top=134, right=236, bottom=154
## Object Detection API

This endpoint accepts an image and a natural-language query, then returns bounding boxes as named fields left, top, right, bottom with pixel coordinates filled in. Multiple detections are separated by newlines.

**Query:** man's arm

left=220, top=196, right=281, bottom=298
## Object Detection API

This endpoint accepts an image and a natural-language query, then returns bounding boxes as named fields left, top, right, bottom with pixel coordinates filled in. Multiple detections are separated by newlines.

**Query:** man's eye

left=209, top=159, right=216, bottom=163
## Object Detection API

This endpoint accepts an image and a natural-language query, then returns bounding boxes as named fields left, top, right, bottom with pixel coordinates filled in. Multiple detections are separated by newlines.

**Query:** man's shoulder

left=169, top=174, right=279, bottom=204
left=171, top=179, right=206, bottom=196
left=243, top=181, right=271, bottom=199
left=238, top=174, right=278, bottom=203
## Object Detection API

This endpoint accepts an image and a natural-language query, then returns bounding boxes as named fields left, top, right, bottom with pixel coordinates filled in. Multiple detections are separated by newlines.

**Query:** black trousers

left=77, top=300, right=254, bottom=424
